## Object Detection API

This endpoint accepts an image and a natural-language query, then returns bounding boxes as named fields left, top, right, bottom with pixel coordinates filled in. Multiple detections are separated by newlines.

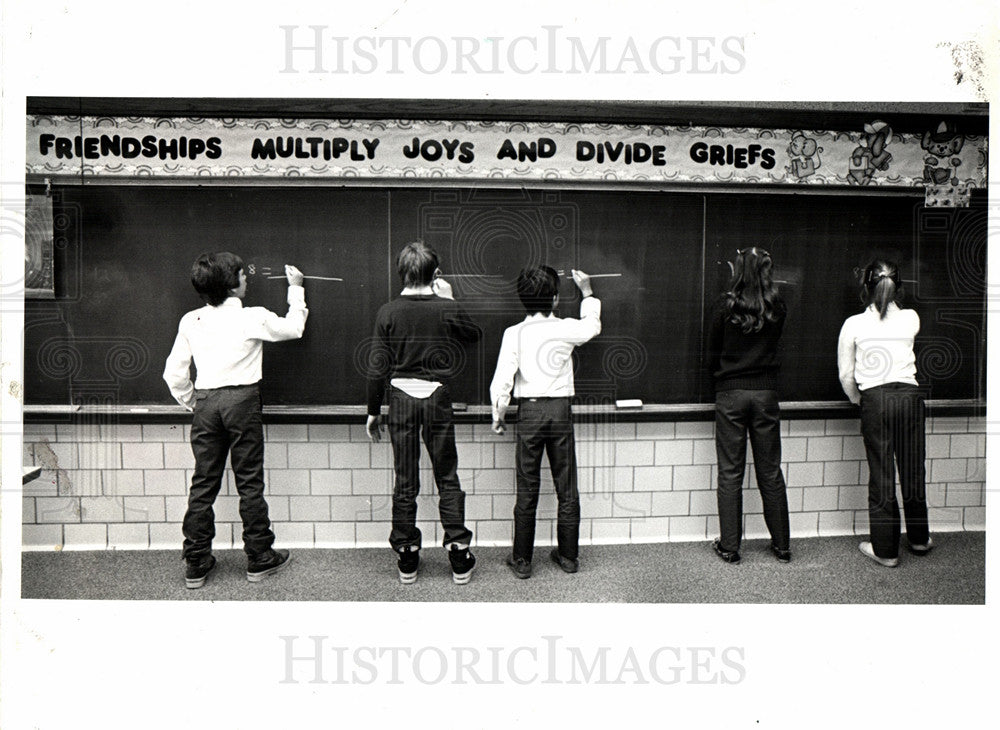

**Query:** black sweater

left=706, top=296, right=785, bottom=392
left=366, top=294, right=481, bottom=415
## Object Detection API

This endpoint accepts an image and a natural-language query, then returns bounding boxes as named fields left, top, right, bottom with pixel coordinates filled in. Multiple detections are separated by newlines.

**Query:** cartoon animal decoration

left=847, top=120, right=893, bottom=186
left=787, top=131, right=822, bottom=179
left=921, top=121, right=964, bottom=185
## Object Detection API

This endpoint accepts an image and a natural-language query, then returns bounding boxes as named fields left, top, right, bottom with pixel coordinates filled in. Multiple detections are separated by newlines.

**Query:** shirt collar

left=525, top=312, right=556, bottom=321
left=219, top=297, right=243, bottom=308
left=401, top=286, right=434, bottom=296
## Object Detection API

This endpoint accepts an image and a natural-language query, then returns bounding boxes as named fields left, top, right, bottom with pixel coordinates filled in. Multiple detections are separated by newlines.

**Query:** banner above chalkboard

left=27, top=115, right=987, bottom=197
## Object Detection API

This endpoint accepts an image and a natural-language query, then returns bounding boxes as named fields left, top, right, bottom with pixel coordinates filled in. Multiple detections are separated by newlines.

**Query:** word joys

left=402, top=137, right=475, bottom=163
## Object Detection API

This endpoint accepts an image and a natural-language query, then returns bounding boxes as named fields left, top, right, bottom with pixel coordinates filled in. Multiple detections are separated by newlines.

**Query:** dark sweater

left=366, top=294, right=481, bottom=415
left=707, top=296, right=785, bottom=392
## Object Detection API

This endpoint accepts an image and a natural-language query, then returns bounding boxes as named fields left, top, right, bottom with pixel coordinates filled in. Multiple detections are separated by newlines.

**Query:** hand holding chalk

left=432, top=273, right=454, bottom=300
left=571, top=269, right=593, bottom=297
left=492, top=418, right=506, bottom=435
left=285, top=264, right=304, bottom=286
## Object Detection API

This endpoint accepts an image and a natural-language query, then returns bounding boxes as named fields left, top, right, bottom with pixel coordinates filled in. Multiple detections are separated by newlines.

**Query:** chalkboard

left=24, top=185, right=986, bottom=407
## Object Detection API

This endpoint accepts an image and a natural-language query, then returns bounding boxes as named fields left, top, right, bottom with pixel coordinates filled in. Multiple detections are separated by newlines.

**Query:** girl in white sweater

left=837, top=259, right=932, bottom=567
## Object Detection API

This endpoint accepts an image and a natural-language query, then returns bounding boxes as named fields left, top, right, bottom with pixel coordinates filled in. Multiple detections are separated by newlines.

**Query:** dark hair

left=516, top=266, right=560, bottom=315
left=396, top=241, right=439, bottom=288
left=191, top=251, right=244, bottom=306
left=723, top=247, right=784, bottom=333
left=860, top=259, right=902, bottom=320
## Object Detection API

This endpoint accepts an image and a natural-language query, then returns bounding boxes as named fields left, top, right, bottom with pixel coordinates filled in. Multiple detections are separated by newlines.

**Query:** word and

left=251, top=137, right=380, bottom=160
left=689, top=142, right=776, bottom=169
left=37, top=134, right=222, bottom=160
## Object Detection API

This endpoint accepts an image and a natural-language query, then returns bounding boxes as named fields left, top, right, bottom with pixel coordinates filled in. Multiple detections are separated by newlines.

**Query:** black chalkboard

left=24, top=185, right=985, bottom=406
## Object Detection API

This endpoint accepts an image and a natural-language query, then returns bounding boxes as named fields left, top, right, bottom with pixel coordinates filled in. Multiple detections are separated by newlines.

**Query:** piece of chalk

left=130, top=408, right=150, bottom=413
left=266, top=275, right=344, bottom=281
left=615, top=399, right=643, bottom=409
left=452, top=402, right=468, bottom=411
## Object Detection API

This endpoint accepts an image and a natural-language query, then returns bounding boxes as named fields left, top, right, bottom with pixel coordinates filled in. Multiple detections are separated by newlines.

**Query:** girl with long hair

left=837, top=259, right=931, bottom=567
left=706, top=247, right=791, bottom=565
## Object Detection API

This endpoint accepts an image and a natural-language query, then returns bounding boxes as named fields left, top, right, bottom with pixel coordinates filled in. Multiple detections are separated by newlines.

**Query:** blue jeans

left=513, top=397, right=580, bottom=562
left=714, top=389, right=790, bottom=553
left=183, top=383, right=275, bottom=561
left=860, top=383, right=929, bottom=559
left=387, top=385, right=473, bottom=551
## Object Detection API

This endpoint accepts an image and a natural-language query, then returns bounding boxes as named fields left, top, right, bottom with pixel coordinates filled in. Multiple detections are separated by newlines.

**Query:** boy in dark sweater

left=366, top=241, right=481, bottom=584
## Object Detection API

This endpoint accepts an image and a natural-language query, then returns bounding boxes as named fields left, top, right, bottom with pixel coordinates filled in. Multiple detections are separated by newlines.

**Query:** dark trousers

left=183, top=383, right=274, bottom=561
left=513, top=398, right=580, bottom=562
left=714, top=389, right=790, bottom=553
left=387, top=386, right=473, bottom=551
left=860, top=383, right=929, bottom=559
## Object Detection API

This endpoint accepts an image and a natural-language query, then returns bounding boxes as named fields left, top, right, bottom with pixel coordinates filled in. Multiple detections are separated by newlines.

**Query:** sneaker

left=550, top=548, right=579, bottom=574
left=858, top=541, right=898, bottom=568
left=246, top=548, right=291, bottom=582
left=770, top=543, right=792, bottom=563
left=185, top=555, right=216, bottom=589
left=448, top=544, right=476, bottom=585
left=506, top=554, right=532, bottom=579
left=712, top=538, right=741, bottom=564
left=397, top=546, right=420, bottom=584
left=907, top=536, right=935, bottom=555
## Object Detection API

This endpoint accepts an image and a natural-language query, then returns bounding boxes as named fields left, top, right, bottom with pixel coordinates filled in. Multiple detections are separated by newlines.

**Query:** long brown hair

left=723, top=247, right=785, bottom=333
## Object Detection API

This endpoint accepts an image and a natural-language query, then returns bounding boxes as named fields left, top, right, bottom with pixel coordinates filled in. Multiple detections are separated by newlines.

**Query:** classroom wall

left=21, top=416, right=986, bottom=551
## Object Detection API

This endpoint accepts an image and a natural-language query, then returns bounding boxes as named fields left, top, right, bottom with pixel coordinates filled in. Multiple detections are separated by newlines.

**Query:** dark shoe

left=550, top=548, right=579, bottom=574
left=185, top=555, right=216, bottom=589
left=712, top=538, right=741, bottom=564
left=506, top=554, right=532, bottom=579
left=770, top=543, right=791, bottom=563
left=247, top=548, right=291, bottom=582
left=397, top=546, right=420, bottom=584
left=448, top=544, right=476, bottom=585
left=907, top=536, right=934, bottom=555
left=858, top=541, right=898, bottom=567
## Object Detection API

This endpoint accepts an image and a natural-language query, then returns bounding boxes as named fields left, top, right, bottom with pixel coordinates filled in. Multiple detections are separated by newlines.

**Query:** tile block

left=801, top=486, right=839, bottom=512
left=63, top=524, right=108, bottom=549
left=329, top=442, right=370, bottom=469
left=651, top=491, right=689, bottom=516
left=144, top=470, right=188, bottom=496
left=163, top=443, right=194, bottom=469
left=633, top=466, right=673, bottom=492
left=806, top=436, right=843, bottom=462
left=672, top=464, right=713, bottom=490
left=148, top=523, right=182, bottom=549
left=314, top=522, right=356, bottom=547
left=123, top=496, right=166, bottom=522
left=288, top=442, right=330, bottom=469
left=655, top=440, right=693, bottom=466
left=310, top=469, right=354, bottom=495
left=80, top=496, right=124, bottom=523
left=668, top=516, right=708, bottom=541
left=290, top=496, right=332, bottom=521
left=22, top=524, right=63, bottom=548
left=142, top=424, right=187, bottom=442
left=629, top=517, right=672, bottom=542
left=108, top=523, right=150, bottom=549
left=35, top=497, right=81, bottom=524
left=818, top=510, right=856, bottom=536
left=121, top=443, right=164, bottom=469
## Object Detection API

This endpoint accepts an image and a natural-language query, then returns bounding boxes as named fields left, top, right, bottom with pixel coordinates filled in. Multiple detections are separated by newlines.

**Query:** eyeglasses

left=736, top=247, right=770, bottom=258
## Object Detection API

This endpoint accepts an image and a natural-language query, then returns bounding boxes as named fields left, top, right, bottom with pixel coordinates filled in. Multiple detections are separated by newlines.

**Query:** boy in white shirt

left=490, top=267, right=600, bottom=578
left=164, top=252, right=307, bottom=588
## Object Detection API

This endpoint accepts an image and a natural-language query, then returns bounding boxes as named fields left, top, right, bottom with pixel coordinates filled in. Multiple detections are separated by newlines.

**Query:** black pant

left=513, top=397, right=580, bottom=562
left=860, top=383, right=929, bottom=559
left=714, top=389, right=790, bottom=553
left=387, top=386, right=473, bottom=551
left=183, top=383, right=274, bottom=561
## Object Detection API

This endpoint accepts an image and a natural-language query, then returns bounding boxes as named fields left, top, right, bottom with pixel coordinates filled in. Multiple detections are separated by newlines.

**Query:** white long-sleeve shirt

left=837, top=302, right=919, bottom=405
left=163, top=285, right=308, bottom=409
left=489, top=296, right=602, bottom=422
